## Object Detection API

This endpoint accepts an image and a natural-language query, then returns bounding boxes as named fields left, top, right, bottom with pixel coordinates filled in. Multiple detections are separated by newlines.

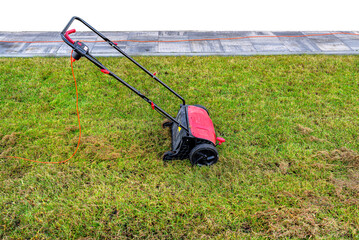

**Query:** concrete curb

left=1, top=31, right=358, bottom=57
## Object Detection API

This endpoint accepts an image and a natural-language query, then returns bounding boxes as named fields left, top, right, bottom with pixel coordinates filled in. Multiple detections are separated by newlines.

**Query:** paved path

left=1, top=31, right=359, bottom=57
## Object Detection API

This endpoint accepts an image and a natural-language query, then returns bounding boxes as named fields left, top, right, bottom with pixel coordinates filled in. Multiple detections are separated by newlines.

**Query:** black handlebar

left=60, top=16, right=189, bottom=132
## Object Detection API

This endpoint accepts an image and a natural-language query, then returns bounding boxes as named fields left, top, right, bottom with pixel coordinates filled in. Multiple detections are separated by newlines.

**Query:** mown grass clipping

left=1, top=55, right=359, bottom=239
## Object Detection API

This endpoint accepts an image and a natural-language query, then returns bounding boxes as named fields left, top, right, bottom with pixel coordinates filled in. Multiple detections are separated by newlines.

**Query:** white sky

left=1, top=0, right=358, bottom=31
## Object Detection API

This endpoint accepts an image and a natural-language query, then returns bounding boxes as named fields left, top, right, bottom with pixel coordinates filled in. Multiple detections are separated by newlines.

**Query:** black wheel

left=162, top=119, right=173, bottom=128
left=194, top=104, right=209, bottom=115
left=163, top=151, right=175, bottom=161
left=189, top=144, right=218, bottom=166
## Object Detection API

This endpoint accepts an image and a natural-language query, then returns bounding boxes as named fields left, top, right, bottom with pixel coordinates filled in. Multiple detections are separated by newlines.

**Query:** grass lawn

left=1, top=55, right=359, bottom=239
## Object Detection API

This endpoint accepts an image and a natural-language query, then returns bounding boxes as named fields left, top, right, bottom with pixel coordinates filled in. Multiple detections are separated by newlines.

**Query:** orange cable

left=0, top=32, right=358, bottom=44
left=6, top=50, right=81, bottom=164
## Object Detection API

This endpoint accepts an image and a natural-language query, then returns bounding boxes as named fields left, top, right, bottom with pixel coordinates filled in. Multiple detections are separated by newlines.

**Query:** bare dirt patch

left=278, top=161, right=290, bottom=175
left=71, top=135, right=121, bottom=161
left=0, top=132, right=18, bottom=147
left=254, top=207, right=349, bottom=238
left=65, top=125, right=79, bottom=132
left=0, top=133, right=19, bottom=158
left=318, top=147, right=359, bottom=203
left=297, top=124, right=313, bottom=135
left=318, top=147, right=359, bottom=168
left=301, top=190, right=333, bottom=208
left=0, top=147, right=13, bottom=159
left=309, top=136, right=327, bottom=143
left=331, top=170, right=359, bottom=198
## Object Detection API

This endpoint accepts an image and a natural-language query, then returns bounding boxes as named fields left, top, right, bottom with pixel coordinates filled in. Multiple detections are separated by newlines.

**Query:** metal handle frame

left=60, top=16, right=189, bottom=132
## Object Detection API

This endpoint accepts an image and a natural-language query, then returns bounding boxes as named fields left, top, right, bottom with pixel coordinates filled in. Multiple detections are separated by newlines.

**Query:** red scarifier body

left=188, top=106, right=216, bottom=145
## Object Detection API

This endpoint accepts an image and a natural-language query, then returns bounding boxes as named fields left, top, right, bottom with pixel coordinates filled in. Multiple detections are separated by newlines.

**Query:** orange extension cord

left=0, top=32, right=359, bottom=44
left=6, top=50, right=81, bottom=164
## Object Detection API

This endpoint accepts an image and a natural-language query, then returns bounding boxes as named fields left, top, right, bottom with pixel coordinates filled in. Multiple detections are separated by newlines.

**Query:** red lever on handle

left=65, top=29, right=76, bottom=44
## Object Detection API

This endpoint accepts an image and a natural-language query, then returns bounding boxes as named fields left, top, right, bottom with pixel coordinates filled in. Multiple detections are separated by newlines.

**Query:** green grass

left=1, top=55, right=359, bottom=239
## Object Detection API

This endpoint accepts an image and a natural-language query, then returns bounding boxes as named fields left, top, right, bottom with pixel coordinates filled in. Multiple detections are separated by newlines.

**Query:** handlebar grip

left=65, top=29, right=76, bottom=44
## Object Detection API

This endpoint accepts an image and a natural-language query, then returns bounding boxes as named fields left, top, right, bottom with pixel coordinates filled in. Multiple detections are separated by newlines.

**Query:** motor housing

left=163, top=105, right=224, bottom=166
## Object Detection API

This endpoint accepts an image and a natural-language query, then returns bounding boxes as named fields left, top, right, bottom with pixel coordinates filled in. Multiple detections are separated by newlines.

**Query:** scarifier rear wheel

left=189, top=143, right=218, bottom=166
left=162, top=119, right=173, bottom=128
left=163, top=151, right=175, bottom=161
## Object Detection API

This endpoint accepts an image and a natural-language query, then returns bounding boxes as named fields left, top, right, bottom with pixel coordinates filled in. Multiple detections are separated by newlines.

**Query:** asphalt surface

left=0, top=31, right=359, bottom=57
